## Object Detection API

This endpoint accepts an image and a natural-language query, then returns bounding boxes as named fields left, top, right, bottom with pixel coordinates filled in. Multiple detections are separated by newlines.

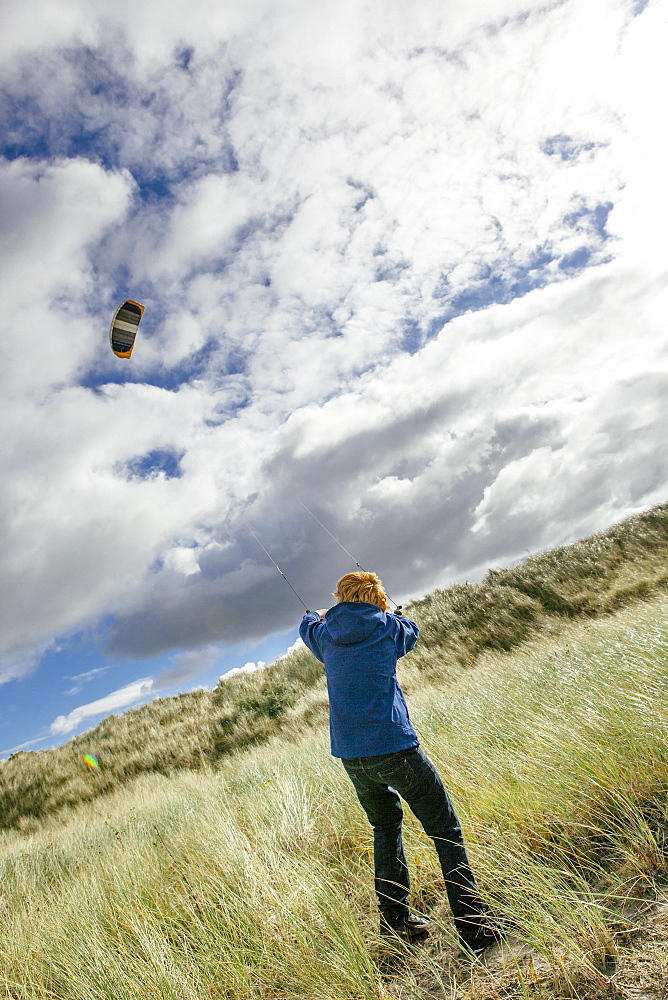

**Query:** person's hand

left=316, top=609, right=327, bottom=617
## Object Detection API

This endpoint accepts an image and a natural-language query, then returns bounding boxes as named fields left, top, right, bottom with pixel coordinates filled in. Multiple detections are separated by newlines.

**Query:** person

left=299, top=570, right=501, bottom=959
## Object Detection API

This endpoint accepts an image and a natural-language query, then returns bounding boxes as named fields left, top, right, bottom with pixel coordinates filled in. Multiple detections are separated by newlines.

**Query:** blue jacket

left=299, top=602, right=420, bottom=758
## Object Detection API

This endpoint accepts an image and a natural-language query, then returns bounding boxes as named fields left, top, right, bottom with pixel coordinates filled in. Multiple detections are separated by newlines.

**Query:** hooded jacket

left=299, top=602, right=420, bottom=758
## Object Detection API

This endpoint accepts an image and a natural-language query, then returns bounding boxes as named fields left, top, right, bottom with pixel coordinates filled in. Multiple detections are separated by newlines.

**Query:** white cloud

left=0, top=158, right=133, bottom=394
left=218, top=637, right=305, bottom=684
left=47, top=644, right=222, bottom=736
left=219, top=660, right=267, bottom=682
left=50, top=677, right=155, bottom=735
left=279, top=636, right=305, bottom=657
left=146, top=173, right=255, bottom=281
left=0, top=384, right=218, bottom=681
left=64, top=666, right=110, bottom=696
left=0, top=735, right=52, bottom=757
left=0, top=649, right=41, bottom=687
left=0, top=0, right=666, bottom=733
left=0, top=0, right=263, bottom=67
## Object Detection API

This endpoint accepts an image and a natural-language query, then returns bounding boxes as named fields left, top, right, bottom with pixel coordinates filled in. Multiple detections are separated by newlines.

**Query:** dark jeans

left=341, top=745, right=486, bottom=932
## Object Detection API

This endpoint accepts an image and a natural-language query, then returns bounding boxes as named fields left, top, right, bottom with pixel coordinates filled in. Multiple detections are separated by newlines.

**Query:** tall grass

left=2, top=503, right=667, bottom=832
left=2, top=595, right=668, bottom=998
left=408, top=502, right=668, bottom=671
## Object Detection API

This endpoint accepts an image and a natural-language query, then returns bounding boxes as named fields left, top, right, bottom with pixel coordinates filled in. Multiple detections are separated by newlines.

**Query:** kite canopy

left=109, top=300, right=144, bottom=358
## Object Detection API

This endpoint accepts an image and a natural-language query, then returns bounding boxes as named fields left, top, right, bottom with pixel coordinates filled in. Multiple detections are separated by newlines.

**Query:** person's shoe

left=380, top=911, right=432, bottom=942
left=458, top=920, right=504, bottom=958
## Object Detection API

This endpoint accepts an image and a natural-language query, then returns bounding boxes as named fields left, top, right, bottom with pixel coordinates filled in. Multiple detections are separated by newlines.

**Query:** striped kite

left=109, top=300, right=144, bottom=358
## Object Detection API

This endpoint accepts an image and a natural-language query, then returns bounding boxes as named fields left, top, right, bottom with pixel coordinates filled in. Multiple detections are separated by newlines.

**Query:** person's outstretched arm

left=299, top=611, right=326, bottom=662
left=391, top=614, right=420, bottom=657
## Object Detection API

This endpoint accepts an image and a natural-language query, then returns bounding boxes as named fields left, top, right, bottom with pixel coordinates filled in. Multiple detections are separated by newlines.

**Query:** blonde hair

left=334, top=571, right=389, bottom=611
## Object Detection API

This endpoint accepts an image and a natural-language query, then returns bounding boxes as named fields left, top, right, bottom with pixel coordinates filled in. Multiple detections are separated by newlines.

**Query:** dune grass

left=2, top=593, right=668, bottom=998
left=2, top=503, right=667, bottom=833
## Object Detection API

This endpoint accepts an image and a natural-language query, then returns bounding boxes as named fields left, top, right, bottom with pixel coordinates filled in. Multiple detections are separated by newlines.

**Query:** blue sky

left=1, top=0, right=667, bottom=758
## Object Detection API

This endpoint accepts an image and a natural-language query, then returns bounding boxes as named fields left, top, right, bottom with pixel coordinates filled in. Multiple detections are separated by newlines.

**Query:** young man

left=299, top=570, right=501, bottom=959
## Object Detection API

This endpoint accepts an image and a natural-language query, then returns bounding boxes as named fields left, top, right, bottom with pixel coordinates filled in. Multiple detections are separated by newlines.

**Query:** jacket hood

left=325, top=602, right=385, bottom=645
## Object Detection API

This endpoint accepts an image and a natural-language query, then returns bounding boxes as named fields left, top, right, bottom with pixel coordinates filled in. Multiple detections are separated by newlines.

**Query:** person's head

left=333, top=571, right=389, bottom=611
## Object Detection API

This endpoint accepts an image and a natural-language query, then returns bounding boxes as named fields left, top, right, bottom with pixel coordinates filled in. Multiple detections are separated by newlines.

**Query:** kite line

left=108, top=299, right=399, bottom=611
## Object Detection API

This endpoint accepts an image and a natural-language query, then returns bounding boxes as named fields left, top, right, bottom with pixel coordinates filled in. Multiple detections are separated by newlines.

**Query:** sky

left=1, top=0, right=667, bottom=759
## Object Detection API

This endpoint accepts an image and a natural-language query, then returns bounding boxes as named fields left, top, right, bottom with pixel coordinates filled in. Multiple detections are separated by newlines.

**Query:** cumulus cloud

left=219, top=660, right=267, bottom=682
left=281, top=636, right=305, bottom=657
left=1, top=0, right=666, bottom=741
left=0, top=157, right=132, bottom=393
left=217, top=634, right=305, bottom=683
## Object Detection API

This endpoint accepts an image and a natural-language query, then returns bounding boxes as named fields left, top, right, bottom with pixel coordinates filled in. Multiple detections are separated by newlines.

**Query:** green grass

left=2, top=592, right=668, bottom=998
left=2, top=503, right=667, bottom=832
